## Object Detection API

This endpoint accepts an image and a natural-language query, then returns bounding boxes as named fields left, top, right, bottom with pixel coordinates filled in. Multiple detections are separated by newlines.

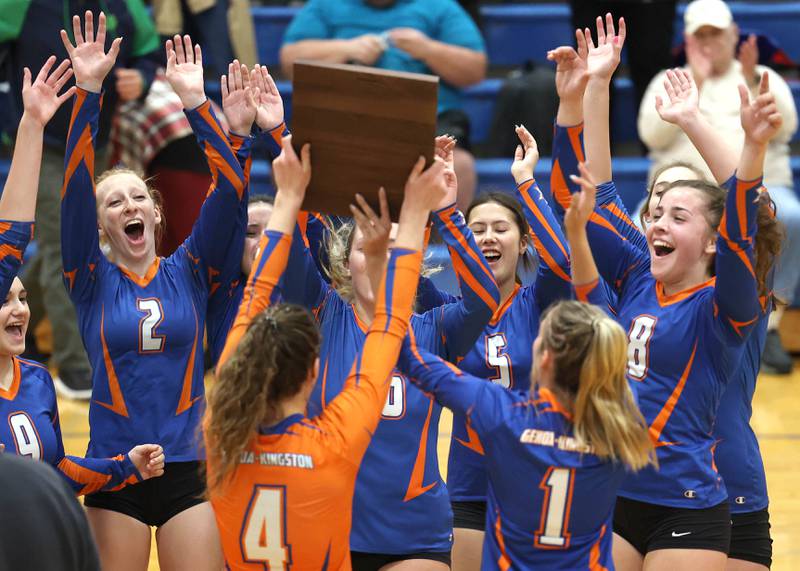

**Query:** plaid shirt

left=110, top=71, right=227, bottom=171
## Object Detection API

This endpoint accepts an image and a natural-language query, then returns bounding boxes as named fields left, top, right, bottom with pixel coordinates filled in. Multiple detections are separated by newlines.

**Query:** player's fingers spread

left=109, top=37, right=122, bottom=60
left=37, top=55, right=56, bottom=84
left=378, top=187, right=391, bottom=221
left=221, top=75, right=229, bottom=99
left=759, top=71, right=770, bottom=95
left=738, top=84, right=751, bottom=108
left=605, top=12, right=615, bottom=40
left=84, top=11, right=94, bottom=44
left=584, top=28, right=594, bottom=51
left=52, top=59, right=73, bottom=86
left=595, top=16, right=605, bottom=45
left=183, top=35, right=194, bottom=64
left=300, top=143, right=311, bottom=171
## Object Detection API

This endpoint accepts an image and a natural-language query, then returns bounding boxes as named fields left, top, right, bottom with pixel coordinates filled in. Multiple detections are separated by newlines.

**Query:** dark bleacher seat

left=203, top=76, right=800, bottom=148
left=251, top=6, right=298, bottom=67
left=481, top=2, right=800, bottom=67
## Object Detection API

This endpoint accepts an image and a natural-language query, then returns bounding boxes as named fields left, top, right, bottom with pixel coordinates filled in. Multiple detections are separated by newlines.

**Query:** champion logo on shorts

left=683, top=490, right=697, bottom=499
left=735, top=496, right=746, bottom=505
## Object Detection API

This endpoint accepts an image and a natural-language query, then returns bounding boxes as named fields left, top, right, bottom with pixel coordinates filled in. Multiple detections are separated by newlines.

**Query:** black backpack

left=486, top=63, right=558, bottom=157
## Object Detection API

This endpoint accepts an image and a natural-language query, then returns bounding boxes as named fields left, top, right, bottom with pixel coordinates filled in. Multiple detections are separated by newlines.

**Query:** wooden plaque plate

left=291, top=60, right=438, bottom=219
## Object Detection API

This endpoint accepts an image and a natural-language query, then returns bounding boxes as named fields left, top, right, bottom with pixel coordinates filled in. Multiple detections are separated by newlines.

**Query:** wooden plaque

left=291, top=60, right=439, bottom=219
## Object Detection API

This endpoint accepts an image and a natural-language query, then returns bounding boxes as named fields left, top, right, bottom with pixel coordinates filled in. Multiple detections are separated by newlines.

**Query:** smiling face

left=96, top=172, right=161, bottom=269
left=242, top=201, right=274, bottom=276
left=467, top=201, right=527, bottom=289
left=644, top=165, right=704, bottom=227
left=646, top=186, right=717, bottom=288
left=0, top=278, right=29, bottom=357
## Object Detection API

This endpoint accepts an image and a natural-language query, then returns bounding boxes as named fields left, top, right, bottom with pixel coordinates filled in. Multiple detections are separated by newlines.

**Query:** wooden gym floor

left=56, top=357, right=800, bottom=570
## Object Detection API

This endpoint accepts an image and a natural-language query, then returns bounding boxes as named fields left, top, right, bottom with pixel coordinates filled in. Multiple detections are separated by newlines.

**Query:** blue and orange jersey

left=438, top=182, right=571, bottom=503
left=583, top=174, right=763, bottom=508
left=0, top=220, right=32, bottom=299
left=398, top=340, right=622, bottom=570
left=0, top=357, right=141, bottom=495
left=61, top=89, right=246, bottom=462
left=280, top=203, right=499, bottom=554
left=208, top=226, right=422, bottom=570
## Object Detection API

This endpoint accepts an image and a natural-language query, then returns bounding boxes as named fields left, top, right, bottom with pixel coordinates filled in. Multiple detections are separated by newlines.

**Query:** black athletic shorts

left=83, top=461, right=206, bottom=527
left=351, top=550, right=451, bottom=570
left=613, top=496, right=731, bottom=555
left=437, top=109, right=472, bottom=152
left=452, top=500, right=487, bottom=531
left=729, top=508, right=772, bottom=568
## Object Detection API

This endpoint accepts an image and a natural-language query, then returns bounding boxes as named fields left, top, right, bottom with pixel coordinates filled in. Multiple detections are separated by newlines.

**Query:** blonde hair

left=539, top=301, right=656, bottom=472
left=205, top=304, right=320, bottom=492
left=95, top=167, right=166, bottom=249
left=324, top=221, right=440, bottom=302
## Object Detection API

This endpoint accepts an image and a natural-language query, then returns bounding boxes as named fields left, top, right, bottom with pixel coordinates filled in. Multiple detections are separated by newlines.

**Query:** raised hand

left=740, top=72, right=783, bottom=146
left=655, top=68, right=700, bottom=126
left=222, top=60, right=259, bottom=136
left=547, top=29, right=589, bottom=101
left=584, top=13, right=626, bottom=82
left=434, top=135, right=458, bottom=208
left=738, top=34, right=759, bottom=87
left=566, top=162, right=598, bottom=234
left=60, top=11, right=121, bottom=93
left=250, top=64, right=285, bottom=131
left=128, top=444, right=165, bottom=480
left=510, top=125, right=539, bottom=185
left=165, top=35, right=206, bottom=110
left=402, top=157, right=448, bottom=215
left=273, top=135, right=311, bottom=204
left=685, top=34, right=712, bottom=88
left=350, top=188, right=392, bottom=258
left=21, top=56, right=75, bottom=128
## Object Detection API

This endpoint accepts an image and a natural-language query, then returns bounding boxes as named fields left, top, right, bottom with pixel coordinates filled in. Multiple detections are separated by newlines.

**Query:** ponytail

left=205, top=304, right=320, bottom=493
left=540, top=301, right=656, bottom=472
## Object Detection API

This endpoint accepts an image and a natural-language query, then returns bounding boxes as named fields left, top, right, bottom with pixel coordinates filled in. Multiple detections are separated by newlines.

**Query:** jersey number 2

left=534, top=467, right=574, bottom=549
left=486, top=333, right=512, bottom=388
left=627, top=315, right=656, bottom=380
left=241, top=485, right=290, bottom=568
left=8, top=412, right=42, bottom=460
left=137, top=298, right=165, bottom=353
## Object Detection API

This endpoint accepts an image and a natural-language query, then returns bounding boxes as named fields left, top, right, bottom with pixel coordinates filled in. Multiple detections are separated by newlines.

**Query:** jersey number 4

left=486, top=333, right=513, bottom=388
left=627, top=315, right=657, bottom=380
left=534, top=467, right=575, bottom=549
left=8, top=412, right=42, bottom=460
left=137, top=298, right=165, bottom=353
left=241, top=485, right=291, bottom=568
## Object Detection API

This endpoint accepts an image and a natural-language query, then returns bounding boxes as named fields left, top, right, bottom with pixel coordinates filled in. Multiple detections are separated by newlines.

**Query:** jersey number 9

left=8, top=412, right=42, bottom=460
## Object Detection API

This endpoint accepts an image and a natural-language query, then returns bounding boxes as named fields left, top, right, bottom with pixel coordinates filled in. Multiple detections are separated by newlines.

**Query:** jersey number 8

left=627, top=315, right=656, bottom=380
left=241, top=485, right=290, bottom=567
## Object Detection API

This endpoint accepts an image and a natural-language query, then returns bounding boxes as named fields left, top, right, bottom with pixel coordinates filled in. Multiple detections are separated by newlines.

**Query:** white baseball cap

left=684, top=0, right=734, bottom=35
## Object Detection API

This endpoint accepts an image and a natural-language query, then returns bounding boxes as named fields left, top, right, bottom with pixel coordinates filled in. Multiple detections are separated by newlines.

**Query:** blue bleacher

left=251, top=3, right=800, bottom=69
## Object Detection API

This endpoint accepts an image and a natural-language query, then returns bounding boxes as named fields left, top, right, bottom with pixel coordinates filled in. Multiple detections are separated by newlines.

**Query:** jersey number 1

left=534, top=467, right=574, bottom=549
left=241, top=486, right=290, bottom=568
left=137, top=298, right=165, bottom=353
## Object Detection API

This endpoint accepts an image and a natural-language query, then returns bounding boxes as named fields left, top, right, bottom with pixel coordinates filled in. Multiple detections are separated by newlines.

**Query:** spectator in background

left=638, top=0, right=799, bottom=374
left=0, top=452, right=101, bottom=571
left=151, top=0, right=258, bottom=77
left=0, top=0, right=161, bottom=398
left=279, top=0, right=487, bottom=209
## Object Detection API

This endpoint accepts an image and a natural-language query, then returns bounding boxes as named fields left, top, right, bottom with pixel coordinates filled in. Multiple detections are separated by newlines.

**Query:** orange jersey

left=207, top=228, right=421, bottom=570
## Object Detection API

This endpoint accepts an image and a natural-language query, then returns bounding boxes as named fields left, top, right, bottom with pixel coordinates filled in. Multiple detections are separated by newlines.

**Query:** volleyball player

left=59, top=13, right=248, bottom=570
left=396, top=295, right=653, bottom=569
left=568, top=56, right=783, bottom=570
left=279, top=136, right=498, bottom=568
left=205, top=133, right=449, bottom=569
left=0, top=55, right=165, bottom=493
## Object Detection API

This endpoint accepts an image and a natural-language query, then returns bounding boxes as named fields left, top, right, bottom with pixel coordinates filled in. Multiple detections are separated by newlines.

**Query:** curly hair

left=205, top=304, right=320, bottom=492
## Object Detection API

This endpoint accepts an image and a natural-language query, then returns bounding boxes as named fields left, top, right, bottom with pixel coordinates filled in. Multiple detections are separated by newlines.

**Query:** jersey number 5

left=8, top=412, right=42, bottom=460
left=137, top=298, right=165, bottom=353
left=627, top=315, right=656, bottom=380
left=534, top=467, right=575, bottom=549
left=486, top=333, right=513, bottom=388
left=241, top=485, right=291, bottom=568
